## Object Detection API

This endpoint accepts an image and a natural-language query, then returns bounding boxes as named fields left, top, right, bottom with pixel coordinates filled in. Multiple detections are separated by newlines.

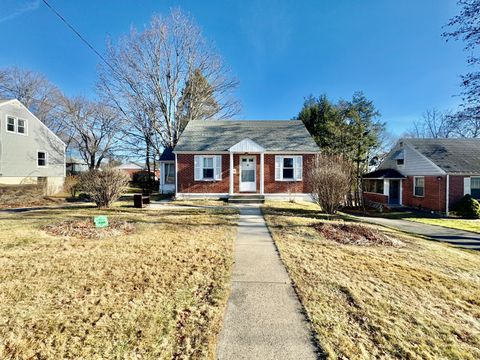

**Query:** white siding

left=379, top=141, right=445, bottom=176
left=0, top=101, right=65, bottom=178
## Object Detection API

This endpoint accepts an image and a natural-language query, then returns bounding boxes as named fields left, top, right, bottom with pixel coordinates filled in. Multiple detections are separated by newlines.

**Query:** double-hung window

left=202, top=157, right=214, bottom=179
left=275, top=156, right=303, bottom=181
left=194, top=155, right=222, bottom=181
left=282, top=157, right=294, bottom=180
left=7, top=117, right=15, bottom=132
left=37, top=152, right=47, bottom=167
left=6, top=116, right=27, bottom=134
left=471, top=177, right=480, bottom=199
left=414, top=176, right=424, bottom=197
left=17, top=119, right=26, bottom=134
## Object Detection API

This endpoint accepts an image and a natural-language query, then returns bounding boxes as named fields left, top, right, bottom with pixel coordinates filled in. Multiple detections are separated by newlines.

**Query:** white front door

left=240, top=156, right=256, bottom=192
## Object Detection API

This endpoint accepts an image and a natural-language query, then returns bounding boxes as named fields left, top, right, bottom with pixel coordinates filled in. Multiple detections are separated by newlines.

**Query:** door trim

left=239, top=155, right=256, bottom=192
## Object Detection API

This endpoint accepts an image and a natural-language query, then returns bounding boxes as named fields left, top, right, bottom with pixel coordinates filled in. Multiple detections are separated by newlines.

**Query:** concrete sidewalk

left=216, top=206, right=318, bottom=360
left=351, top=215, right=480, bottom=250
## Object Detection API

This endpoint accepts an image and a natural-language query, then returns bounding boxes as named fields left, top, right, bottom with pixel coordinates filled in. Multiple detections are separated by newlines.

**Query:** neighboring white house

left=0, top=99, right=65, bottom=194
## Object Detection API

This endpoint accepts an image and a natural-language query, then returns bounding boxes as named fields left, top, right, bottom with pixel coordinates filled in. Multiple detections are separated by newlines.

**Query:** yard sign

left=94, top=216, right=109, bottom=228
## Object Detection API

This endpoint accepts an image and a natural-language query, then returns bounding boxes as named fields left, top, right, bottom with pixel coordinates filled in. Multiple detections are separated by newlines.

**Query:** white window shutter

left=295, top=156, right=303, bottom=181
left=194, top=155, right=202, bottom=181
left=215, top=155, right=222, bottom=180
left=464, top=177, right=471, bottom=196
left=275, top=156, right=282, bottom=180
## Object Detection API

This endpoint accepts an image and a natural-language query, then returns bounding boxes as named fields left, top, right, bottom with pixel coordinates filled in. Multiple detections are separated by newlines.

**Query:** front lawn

left=408, top=217, right=480, bottom=234
left=0, top=205, right=237, bottom=359
left=264, top=201, right=480, bottom=359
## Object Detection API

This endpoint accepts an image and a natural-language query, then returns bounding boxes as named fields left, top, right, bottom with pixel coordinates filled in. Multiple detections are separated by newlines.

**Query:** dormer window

left=396, top=159, right=404, bottom=165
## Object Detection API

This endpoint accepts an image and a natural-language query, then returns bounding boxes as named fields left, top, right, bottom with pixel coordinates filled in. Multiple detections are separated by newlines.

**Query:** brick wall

left=176, top=153, right=316, bottom=194
left=449, top=175, right=467, bottom=210
left=263, top=154, right=315, bottom=194
left=176, top=154, right=230, bottom=193
left=402, top=176, right=446, bottom=212
left=363, top=192, right=388, bottom=206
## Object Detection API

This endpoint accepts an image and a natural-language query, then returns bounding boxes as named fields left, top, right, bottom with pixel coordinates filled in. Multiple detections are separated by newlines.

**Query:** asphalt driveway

left=351, top=215, right=480, bottom=250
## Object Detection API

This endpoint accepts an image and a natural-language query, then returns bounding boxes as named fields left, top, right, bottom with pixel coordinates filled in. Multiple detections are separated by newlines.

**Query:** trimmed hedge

left=452, top=194, right=480, bottom=219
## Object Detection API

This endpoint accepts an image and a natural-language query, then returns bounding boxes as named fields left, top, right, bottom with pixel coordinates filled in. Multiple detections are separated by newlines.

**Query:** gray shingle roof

left=406, top=138, right=480, bottom=174
left=174, top=120, right=319, bottom=152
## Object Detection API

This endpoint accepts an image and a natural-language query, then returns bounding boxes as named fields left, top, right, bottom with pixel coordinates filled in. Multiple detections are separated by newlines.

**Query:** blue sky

left=0, top=0, right=468, bottom=134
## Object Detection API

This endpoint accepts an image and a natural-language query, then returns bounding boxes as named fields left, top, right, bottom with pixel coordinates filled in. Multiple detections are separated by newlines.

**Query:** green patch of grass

left=0, top=205, right=238, bottom=359
left=408, top=217, right=480, bottom=234
left=264, top=201, right=480, bottom=359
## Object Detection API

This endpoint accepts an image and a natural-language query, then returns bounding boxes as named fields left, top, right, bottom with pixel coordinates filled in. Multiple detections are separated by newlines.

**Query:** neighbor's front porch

left=363, top=169, right=406, bottom=209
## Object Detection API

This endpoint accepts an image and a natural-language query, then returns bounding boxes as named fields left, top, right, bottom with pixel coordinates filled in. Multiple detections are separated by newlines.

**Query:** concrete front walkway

left=352, top=215, right=480, bottom=250
left=216, top=206, right=318, bottom=359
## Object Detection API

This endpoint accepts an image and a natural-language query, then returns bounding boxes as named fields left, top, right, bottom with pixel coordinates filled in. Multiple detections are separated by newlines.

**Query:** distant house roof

left=66, top=157, right=87, bottom=164
left=406, top=138, right=480, bottom=174
left=174, top=120, right=319, bottom=153
left=159, top=147, right=175, bottom=161
left=116, top=162, right=143, bottom=170
left=363, top=169, right=406, bottom=179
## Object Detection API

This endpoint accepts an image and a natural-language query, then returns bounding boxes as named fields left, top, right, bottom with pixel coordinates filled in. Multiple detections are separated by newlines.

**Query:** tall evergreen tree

left=296, top=91, right=385, bottom=205
left=177, top=68, right=220, bottom=132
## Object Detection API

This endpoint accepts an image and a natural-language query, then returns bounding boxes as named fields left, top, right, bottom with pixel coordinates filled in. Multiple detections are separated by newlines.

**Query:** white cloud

left=0, top=0, right=41, bottom=24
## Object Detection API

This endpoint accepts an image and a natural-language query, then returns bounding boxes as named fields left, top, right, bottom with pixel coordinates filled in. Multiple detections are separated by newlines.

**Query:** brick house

left=363, top=138, right=480, bottom=215
left=172, top=120, right=319, bottom=200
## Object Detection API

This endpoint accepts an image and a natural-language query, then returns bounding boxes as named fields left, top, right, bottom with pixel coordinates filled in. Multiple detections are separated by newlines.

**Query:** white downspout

left=229, top=152, right=234, bottom=195
left=174, top=153, right=178, bottom=196
left=260, top=152, right=264, bottom=195
left=445, top=174, right=450, bottom=217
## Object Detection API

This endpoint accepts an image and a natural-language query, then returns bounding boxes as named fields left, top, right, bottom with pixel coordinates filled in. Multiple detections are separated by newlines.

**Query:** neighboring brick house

left=173, top=120, right=320, bottom=200
left=363, top=138, right=480, bottom=214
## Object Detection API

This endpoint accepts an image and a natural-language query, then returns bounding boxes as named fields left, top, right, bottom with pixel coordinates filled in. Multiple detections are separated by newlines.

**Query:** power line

left=41, top=0, right=128, bottom=117
left=41, top=0, right=115, bottom=74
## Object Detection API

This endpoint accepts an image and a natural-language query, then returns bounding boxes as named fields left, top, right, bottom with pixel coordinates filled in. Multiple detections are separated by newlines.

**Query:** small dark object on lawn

left=313, top=222, right=404, bottom=247
left=133, top=194, right=150, bottom=208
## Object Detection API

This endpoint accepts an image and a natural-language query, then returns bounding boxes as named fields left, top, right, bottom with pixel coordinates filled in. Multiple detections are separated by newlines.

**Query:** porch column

left=260, top=152, right=264, bottom=195
left=229, top=152, right=234, bottom=195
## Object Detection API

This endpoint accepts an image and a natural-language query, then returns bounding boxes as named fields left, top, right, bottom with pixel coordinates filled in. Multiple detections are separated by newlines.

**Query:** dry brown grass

left=0, top=184, right=62, bottom=209
left=264, top=201, right=480, bottom=360
left=0, top=205, right=237, bottom=359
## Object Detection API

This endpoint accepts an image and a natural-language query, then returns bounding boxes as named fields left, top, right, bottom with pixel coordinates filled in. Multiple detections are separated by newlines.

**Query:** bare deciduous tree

left=405, top=109, right=455, bottom=138
left=0, top=66, right=65, bottom=133
left=97, top=9, right=240, bottom=159
left=308, top=155, right=353, bottom=214
left=62, top=96, right=123, bottom=170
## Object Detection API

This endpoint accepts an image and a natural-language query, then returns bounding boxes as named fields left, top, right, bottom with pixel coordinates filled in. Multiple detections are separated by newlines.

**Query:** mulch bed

left=43, top=219, right=135, bottom=239
left=313, top=222, right=404, bottom=247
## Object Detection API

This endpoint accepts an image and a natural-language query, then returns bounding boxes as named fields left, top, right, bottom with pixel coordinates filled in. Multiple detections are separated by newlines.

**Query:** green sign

left=94, top=216, right=109, bottom=228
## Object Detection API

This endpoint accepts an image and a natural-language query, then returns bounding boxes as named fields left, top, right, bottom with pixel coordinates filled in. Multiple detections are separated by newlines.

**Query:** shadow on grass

left=1, top=206, right=239, bottom=228
left=264, top=206, right=349, bottom=221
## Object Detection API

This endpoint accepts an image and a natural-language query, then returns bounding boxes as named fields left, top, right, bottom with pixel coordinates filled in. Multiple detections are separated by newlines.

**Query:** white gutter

left=445, top=174, right=449, bottom=217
